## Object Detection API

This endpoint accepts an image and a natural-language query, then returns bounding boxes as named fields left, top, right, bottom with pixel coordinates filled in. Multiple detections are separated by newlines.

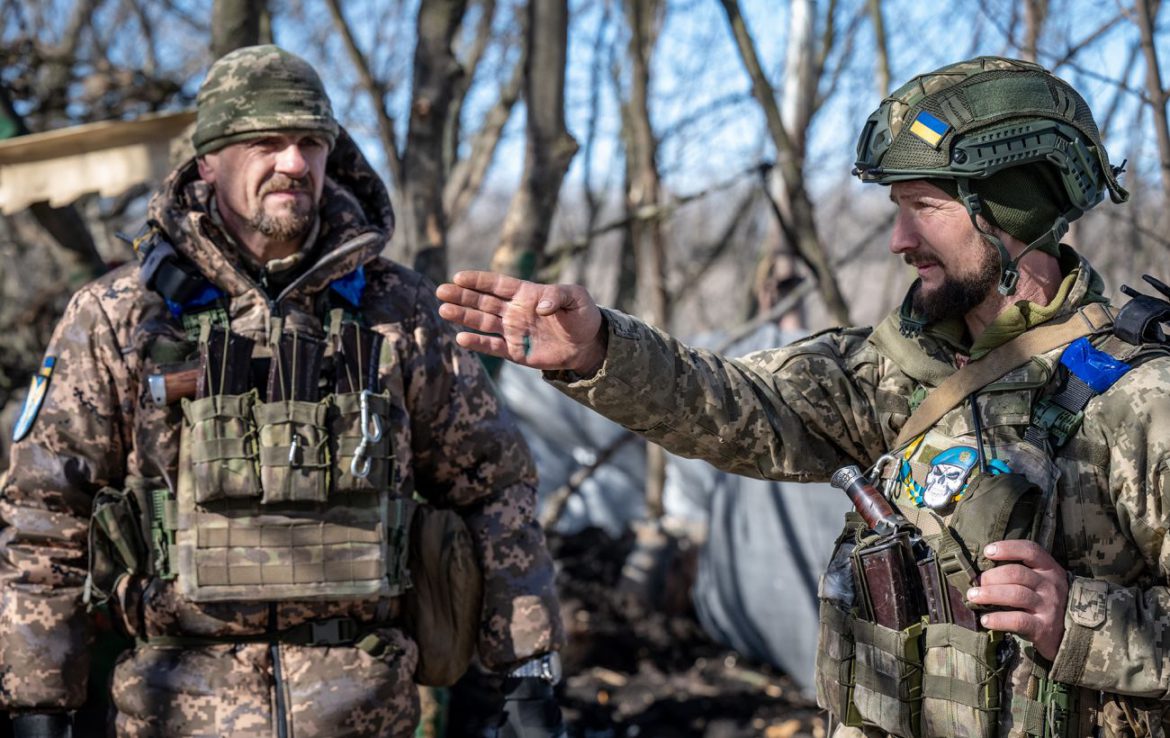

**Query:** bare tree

left=1020, top=0, right=1048, bottom=61
left=718, top=0, right=851, bottom=325
left=1134, top=0, right=1170, bottom=204
left=616, top=0, right=670, bottom=517
left=490, top=0, right=578, bottom=278
left=867, top=0, right=890, bottom=97
left=211, top=0, right=270, bottom=59
left=399, top=0, right=469, bottom=285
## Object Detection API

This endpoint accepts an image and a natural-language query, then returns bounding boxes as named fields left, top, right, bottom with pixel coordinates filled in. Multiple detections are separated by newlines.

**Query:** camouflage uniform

left=0, top=85, right=562, bottom=738
left=550, top=249, right=1170, bottom=736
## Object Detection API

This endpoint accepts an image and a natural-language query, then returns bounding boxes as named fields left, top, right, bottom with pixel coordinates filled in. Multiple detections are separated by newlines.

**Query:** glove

left=11, top=713, right=72, bottom=738
left=498, top=677, right=566, bottom=738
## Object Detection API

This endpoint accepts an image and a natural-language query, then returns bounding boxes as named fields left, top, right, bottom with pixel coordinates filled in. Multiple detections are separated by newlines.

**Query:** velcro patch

left=909, top=110, right=950, bottom=149
left=1068, top=577, right=1108, bottom=629
left=12, top=356, right=56, bottom=442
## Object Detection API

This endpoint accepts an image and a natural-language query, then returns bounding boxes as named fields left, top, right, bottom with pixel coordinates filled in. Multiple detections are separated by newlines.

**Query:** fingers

left=451, top=270, right=526, bottom=299
left=976, top=563, right=1042, bottom=589
left=436, top=283, right=511, bottom=315
left=977, top=609, right=1038, bottom=640
left=982, top=540, right=1058, bottom=570
left=967, top=583, right=1043, bottom=612
left=437, top=303, right=504, bottom=335
left=534, top=284, right=592, bottom=316
left=453, top=331, right=511, bottom=358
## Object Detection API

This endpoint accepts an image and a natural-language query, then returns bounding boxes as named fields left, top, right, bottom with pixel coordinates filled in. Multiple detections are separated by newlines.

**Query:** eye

left=247, top=137, right=281, bottom=152
left=300, top=136, right=326, bottom=150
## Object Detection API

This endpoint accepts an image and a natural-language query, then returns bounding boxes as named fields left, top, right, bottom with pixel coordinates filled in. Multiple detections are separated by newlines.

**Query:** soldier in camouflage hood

left=0, top=45, right=564, bottom=738
left=438, top=57, right=1170, bottom=738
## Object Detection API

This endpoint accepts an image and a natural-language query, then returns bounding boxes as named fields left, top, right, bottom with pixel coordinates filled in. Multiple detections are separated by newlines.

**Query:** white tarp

left=496, top=324, right=851, bottom=697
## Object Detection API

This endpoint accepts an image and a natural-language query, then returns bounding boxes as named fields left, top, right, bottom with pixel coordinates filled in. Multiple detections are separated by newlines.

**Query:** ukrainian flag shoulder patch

left=909, top=110, right=949, bottom=149
left=13, top=356, right=56, bottom=443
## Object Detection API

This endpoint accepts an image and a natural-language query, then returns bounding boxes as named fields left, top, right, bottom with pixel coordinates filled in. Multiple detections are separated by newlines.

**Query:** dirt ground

left=548, top=527, right=827, bottom=738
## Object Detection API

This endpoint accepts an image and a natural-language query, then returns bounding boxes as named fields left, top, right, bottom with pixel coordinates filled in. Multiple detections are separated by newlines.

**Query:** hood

left=146, top=127, right=394, bottom=302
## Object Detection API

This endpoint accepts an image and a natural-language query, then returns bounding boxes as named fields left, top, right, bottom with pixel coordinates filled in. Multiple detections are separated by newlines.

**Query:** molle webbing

left=170, top=306, right=405, bottom=603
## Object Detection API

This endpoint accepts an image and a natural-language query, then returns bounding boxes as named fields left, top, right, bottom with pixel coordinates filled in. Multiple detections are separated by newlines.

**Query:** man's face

left=889, top=180, right=1000, bottom=322
left=197, top=132, right=329, bottom=249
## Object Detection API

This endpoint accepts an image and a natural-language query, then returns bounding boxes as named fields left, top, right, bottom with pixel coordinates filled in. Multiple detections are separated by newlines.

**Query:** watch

left=507, top=652, right=562, bottom=685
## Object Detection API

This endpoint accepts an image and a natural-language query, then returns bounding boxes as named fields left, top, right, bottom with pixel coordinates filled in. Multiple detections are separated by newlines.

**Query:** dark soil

left=548, top=527, right=827, bottom=738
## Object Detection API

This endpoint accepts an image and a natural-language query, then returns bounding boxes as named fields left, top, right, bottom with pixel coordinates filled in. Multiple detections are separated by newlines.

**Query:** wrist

left=569, top=315, right=609, bottom=378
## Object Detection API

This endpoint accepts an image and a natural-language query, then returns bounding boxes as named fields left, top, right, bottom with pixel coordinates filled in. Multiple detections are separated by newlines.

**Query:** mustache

left=903, top=254, right=939, bottom=268
left=260, top=175, right=312, bottom=196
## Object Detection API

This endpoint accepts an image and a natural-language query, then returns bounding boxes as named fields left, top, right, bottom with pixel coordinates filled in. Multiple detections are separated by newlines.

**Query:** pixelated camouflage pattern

left=193, top=45, right=339, bottom=157
left=0, top=126, right=562, bottom=727
left=552, top=251, right=1170, bottom=736
left=112, top=633, right=419, bottom=737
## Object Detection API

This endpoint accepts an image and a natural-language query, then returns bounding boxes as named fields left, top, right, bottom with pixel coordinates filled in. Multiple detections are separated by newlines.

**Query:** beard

left=248, top=174, right=317, bottom=242
left=910, top=237, right=1001, bottom=323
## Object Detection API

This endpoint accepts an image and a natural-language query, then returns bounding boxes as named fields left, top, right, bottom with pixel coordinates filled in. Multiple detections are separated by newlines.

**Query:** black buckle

left=1116, top=274, right=1170, bottom=345
left=308, top=618, right=358, bottom=646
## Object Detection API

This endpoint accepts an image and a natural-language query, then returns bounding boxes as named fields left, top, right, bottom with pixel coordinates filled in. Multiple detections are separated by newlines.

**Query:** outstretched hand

left=436, top=271, right=607, bottom=376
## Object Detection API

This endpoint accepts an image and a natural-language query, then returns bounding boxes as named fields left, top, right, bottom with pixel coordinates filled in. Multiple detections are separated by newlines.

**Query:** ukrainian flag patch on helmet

left=909, top=110, right=949, bottom=148
left=12, top=356, right=55, bottom=443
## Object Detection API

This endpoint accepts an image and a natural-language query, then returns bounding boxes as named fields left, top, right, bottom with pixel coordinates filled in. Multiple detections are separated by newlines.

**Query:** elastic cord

left=956, top=178, right=1072, bottom=297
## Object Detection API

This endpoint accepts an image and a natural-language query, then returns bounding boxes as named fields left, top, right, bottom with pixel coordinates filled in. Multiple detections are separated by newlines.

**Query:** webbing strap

left=140, top=616, right=375, bottom=649
left=1011, top=697, right=1048, bottom=736
left=935, top=525, right=980, bottom=594
left=922, top=675, right=995, bottom=710
left=894, top=303, right=1113, bottom=449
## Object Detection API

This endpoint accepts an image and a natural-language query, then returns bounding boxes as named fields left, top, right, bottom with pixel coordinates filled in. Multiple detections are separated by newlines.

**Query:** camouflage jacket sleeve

left=550, top=308, right=896, bottom=482
left=0, top=286, right=131, bottom=711
left=1049, top=355, right=1170, bottom=697
left=400, top=283, right=563, bottom=671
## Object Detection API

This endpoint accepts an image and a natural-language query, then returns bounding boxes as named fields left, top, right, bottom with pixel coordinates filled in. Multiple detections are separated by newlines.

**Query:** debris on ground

left=549, top=527, right=827, bottom=738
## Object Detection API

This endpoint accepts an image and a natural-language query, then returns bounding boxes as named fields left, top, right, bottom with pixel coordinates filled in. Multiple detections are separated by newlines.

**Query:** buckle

left=308, top=618, right=358, bottom=646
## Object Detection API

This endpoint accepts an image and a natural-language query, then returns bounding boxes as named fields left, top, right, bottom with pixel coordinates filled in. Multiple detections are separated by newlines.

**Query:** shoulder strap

left=893, top=302, right=1114, bottom=449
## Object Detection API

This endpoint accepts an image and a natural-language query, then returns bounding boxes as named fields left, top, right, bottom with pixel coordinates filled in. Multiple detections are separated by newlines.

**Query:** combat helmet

left=853, top=56, right=1128, bottom=295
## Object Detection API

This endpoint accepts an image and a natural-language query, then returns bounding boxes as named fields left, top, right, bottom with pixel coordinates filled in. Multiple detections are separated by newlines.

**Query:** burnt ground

left=548, top=527, right=827, bottom=738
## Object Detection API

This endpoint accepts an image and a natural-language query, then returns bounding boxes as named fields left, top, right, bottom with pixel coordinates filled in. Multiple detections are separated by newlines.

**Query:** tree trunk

left=401, top=0, right=468, bottom=285
left=489, top=0, right=578, bottom=279
left=867, top=0, right=890, bottom=97
left=622, top=0, right=668, bottom=519
left=1135, top=0, right=1170, bottom=202
left=1021, top=0, right=1047, bottom=62
left=211, top=0, right=268, bottom=59
left=718, top=0, right=851, bottom=325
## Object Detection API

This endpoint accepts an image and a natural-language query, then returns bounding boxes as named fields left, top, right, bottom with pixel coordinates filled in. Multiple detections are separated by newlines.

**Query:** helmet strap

left=956, top=178, right=1019, bottom=296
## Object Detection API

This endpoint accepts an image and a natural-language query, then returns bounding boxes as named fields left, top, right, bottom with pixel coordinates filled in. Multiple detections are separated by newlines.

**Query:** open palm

left=436, top=271, right=606, bottom=375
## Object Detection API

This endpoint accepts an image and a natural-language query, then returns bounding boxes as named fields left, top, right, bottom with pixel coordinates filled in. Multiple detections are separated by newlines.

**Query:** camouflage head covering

left=853, top=56, right=1127, bottom=210
left=193, top=45, right=339, bottom=157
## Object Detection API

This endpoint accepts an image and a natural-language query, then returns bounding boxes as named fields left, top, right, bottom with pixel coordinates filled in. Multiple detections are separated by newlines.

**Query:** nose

left=274, top=143, right=310, bottom=178
left=889, top=206, right=918, bottom=256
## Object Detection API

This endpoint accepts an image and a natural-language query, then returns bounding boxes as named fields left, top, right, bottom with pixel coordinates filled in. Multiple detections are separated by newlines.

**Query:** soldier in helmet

left=0, top=45, right=565, bottom=737
left=438, top=57, right=1170, bottom=737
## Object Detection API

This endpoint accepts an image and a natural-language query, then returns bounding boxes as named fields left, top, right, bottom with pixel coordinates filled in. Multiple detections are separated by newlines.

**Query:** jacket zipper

left=270, top=603, right=290, bottom=738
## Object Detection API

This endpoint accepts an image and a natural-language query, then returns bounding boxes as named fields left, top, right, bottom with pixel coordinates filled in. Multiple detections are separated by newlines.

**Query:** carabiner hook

left=359, top=389, right=384, bottom=443
left=288, top=435, right=302, bottom=467
left=350, top=441, right=372, bottom=479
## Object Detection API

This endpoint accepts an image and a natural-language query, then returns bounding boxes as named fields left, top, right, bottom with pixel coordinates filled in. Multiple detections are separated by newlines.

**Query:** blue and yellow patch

left=12, top=356, right=56, bottom=443
left=908, top=110, right=949, bottom=148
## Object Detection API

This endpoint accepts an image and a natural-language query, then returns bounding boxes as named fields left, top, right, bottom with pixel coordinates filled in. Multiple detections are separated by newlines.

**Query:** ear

left=196, top=154, right=218, bottom=185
